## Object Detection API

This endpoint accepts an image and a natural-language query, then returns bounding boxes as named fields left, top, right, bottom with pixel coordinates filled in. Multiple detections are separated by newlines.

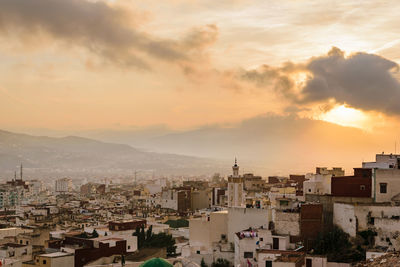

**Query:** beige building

left=185, top=210, right=232, bottom=265
left=191, top=189, right=211, bottom=210
left=374, top=168, right=400, bottom=203
left=23, top=252, right=74, bottom=267
left=227, top=207, right=271, bottom=243
left=188, top=210, right=228, bottom=251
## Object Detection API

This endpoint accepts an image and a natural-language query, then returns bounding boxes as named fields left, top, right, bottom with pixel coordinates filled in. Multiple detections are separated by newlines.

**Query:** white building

left=55, top=178, right=72, bottom=194
left=361, top=153, right=400, bottom=203
left=186, top=210, right=233, bottom=266
left=234, top=227, right=296, bottom=267
left=227, top=206, right=271, bottom=243
left=161, top=189, right=178, bottom=210
left=363, top=153, right=400, bottom=169
left=334, top=202, right=400, bottom=250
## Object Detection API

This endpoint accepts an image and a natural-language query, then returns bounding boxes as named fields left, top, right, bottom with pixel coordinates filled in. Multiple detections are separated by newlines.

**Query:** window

left=244, top=252, right=253, bottom=258
left=43, top=260, right=47, bottom=264
left=273, top=238, right=279, bottom=249
left=380, top=183, right=387, bottom=194
left=360, top=185, right=365, bottom=191
left=196, top=251, right=200, bottom=254
left=306, top=258, right=312, bottom=267
left=260, top=237, right=263, bottom=241
left=265, top=261, right=272, bottom=267
left=128, top=246, right=131, bottom=249
left=308, top=189, right=311, bottom=192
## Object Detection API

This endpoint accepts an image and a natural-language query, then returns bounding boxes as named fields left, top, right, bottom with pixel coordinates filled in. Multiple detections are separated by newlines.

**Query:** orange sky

left=0, top=0, right=400, bottom=135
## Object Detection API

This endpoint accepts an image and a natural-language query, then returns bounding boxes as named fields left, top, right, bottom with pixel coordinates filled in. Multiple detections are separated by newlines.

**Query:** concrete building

left=374, top=168, right=400, bottom=203
left=55, top=178, right=72, bottom=194
left=303, top=173, right=332, bottom=196
left=334, top=202, right=400, bottom=239
left=161, top=188, right=191, bottom=213
left=23, top=252, right=74, bottom=267
left=80, top=183, right=105, bottom=195
left=227, top=207, right=271, bottom=243
left=363, top=153, right=400, bottom=169
left=186, top=210, right=231, bottom=265
left=316, top=167, right=345, bottom=177
left=243, top=173, right=265, bottom=191
left=211, top=188, right=226, bottom=207
left=234, top=227, right=298, bottom=267
left=191, top=189, right=211, bottom=210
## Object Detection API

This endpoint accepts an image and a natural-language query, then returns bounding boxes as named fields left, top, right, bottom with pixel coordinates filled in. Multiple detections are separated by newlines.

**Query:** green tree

left=92, top=229, right=99, bottom=238
left=79, top=232, right=89, bottom=239
left=139, top=225, right=146, bottom=249
left=146, top=225, right=153, bottom=241
left=166, top=237, right=176, bottom=256
left=133, top=226, right=140, bottom=236
left=165, top=219, right=189, bottom=228
left=313, top=226, right=350, bottom=255
left=312, top=226, right=364, bottom=263
left=211, top=258, right=230, bottom=267
left=201, top=258, right=208, bottom=267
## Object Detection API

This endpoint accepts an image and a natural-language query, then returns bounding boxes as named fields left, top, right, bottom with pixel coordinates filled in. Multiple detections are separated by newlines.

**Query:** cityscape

left=1, top=0, right=400, bottom=267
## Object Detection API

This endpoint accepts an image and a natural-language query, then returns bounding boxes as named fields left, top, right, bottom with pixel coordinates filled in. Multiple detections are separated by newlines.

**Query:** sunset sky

left=1, top=0, right=400, bottom=164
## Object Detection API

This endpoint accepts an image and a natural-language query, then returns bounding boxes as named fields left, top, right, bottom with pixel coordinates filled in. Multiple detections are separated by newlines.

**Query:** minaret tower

left=20, top=163, right=23, bottom=181
left=228, top=158, right=244, bottom=207
left=232, top=157, right=239, bottom=177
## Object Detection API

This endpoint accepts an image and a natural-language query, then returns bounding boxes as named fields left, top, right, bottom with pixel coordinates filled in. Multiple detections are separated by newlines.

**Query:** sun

left=320, top=105, right=367, bottom=129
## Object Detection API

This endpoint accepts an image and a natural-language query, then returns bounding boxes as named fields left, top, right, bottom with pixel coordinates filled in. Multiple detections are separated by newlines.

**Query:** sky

left=1, top=0, right=400, bottom=167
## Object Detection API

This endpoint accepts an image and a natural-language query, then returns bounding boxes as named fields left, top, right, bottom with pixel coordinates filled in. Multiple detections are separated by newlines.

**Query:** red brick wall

left=74, top=239, right=126, bottom=267
left=300, top=204, right=323, bottom=251
left=109, top=220, right=146, bottom=231
left=331, top=177, right=371, bottom=198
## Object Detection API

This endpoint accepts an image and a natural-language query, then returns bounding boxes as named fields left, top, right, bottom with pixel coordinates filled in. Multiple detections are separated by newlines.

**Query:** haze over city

left=1, top=0, right=400, bottom=176
left=2, top=1, right=400, bottom=267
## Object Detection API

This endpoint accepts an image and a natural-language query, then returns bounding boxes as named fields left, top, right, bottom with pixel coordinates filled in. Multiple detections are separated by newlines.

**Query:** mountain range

left=0, top=114, right=393, bottom=178
left=0, top=130, right=224, bottom=179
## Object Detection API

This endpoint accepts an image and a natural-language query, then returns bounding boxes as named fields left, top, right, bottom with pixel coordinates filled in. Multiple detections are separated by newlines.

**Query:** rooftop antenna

left=14, top=171, right=16, bottom=181
left=395, top=141, right=397, bottom=154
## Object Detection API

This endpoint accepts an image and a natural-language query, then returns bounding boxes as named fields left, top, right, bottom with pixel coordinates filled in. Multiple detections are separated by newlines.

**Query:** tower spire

left=232, top=157, right=239, bottom=177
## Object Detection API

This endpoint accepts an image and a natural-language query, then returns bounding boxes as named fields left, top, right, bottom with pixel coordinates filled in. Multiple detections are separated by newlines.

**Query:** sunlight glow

left=321, top=105, right=367, bottom=129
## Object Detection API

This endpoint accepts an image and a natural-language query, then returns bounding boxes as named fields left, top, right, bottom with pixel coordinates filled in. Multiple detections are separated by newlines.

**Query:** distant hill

left=2, top=114, right=394, bottom=178
left=90, top=115, right=389, bottom=175
left=0, top=130, right=224, bottom=179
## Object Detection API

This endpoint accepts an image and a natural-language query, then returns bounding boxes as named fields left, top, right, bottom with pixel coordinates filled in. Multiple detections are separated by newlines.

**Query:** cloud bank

left=0, top=0, right=217, bottom=69
left=243, top=47, right=400, bottom=116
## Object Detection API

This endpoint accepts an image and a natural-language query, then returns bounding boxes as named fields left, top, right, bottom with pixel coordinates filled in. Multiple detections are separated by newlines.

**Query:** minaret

left=232, top=157, right=239, bottom=177
left=228, top=158, right=244, bottom=207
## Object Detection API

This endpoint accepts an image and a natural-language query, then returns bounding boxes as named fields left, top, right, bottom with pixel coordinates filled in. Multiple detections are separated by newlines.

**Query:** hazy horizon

left=1, top=0, right=400, bottom=176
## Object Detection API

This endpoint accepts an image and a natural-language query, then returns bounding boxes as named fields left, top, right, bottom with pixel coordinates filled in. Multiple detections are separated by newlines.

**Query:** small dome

left=139, top=258, right=173, bottom=267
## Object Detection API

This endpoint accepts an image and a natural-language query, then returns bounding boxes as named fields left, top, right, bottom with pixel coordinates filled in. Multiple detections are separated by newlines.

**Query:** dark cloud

left=242, top=47, right=400, bottom=115
left=0, top=0, right=217, bottom=69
